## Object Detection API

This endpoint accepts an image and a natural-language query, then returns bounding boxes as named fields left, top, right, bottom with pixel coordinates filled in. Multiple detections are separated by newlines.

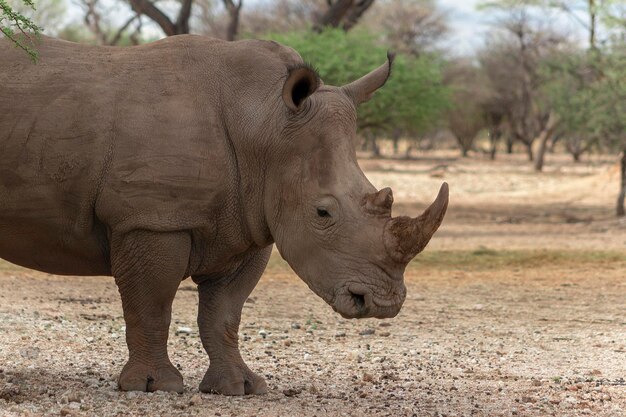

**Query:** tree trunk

left=488, top=130, right=501, bottom=161
left=534, top=137, right=548, bottom=171
left=224, top=0, right=242, bottom=41
left=534, top=112, right=559, bottom=171
left=617, top=148, right=626, bottom=217
left=506, top=135, right=514, bottom=154
left=404, top=145, right=415, bottom=160
left=391, top=128, right=401, bottom=156
left=588, top=0, right=597, bottom=50
left=365, top=131, right=380, bottom=157
left=371, top=136, right=380, bottom=157
left=526, top=143, right=533, bottom=161
left=572, top=152, right=581, bottom=162
left=454, top=135, right=471, bottom=157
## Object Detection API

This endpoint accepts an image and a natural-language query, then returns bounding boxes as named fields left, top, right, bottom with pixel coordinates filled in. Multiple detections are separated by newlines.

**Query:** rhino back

left=0, top=35, right=300, bottom=275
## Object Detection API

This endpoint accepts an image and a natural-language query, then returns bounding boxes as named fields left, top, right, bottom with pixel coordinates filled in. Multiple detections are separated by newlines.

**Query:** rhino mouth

left=331, top=283, right=406, bottom=319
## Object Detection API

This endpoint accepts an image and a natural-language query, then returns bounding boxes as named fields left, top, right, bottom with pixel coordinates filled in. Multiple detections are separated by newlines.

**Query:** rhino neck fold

left=220, top=117, right=274, bottom=250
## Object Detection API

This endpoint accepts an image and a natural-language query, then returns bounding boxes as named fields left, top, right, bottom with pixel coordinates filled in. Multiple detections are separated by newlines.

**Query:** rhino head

left=265, top=53, right=448, bottom=319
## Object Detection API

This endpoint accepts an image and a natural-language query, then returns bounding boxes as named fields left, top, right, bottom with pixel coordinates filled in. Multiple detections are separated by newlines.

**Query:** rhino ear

left=342, top=52, right=395, bottom=105
left=282, top=64, right=320, bottom=111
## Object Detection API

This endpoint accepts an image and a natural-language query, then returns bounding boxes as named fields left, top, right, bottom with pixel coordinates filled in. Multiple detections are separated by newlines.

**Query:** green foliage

left=265, top=28, right=450, bottom=135
left=542, top=46, right=626, bottom=151
left=0, top=0, right=41, bottom=62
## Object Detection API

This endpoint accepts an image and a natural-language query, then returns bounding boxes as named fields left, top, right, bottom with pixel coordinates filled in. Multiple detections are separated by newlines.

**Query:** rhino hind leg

left=111, top=230, right=191, bottom=393
left=193, top=247, right=271, bottom=395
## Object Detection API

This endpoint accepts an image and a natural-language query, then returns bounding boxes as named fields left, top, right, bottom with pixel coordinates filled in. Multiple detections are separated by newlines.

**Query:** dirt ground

left=1, top=152, right=625, bottom=416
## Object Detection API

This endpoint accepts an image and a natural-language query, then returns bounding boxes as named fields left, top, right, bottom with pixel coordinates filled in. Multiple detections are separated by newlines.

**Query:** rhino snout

left=332, top=282, right=406, bottom=319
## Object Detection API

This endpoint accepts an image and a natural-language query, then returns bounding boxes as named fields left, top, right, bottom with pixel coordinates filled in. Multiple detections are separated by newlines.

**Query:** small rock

left=348, top=350, right=363, bottom=363
left=20, top=347, right=40, bottom=359
left=359, top=328, right=375, bottom=336
left=372, top=357, right=385, bottom=363
left=283, top=340, right=291, bottom=347
left=590, top=369, right=602, bottom=376
left=379, top=322, right=391, bottom=327
left=563, top=397, right=578, bottom=407
left=60, top=408, right=73, bottom=416
left=335, top=331, right=346, bottom=338
left=85, top=378, right=99, bottom=387
left=363, top=372, right=374, bottom=383
left=282, top=388, right=302, bottom=397
left=379, top=332, right=391, bottom=337
left=531, top=379, right=542, bottom=387
left=189, top=394, right=203, bottom=406
left=67, top=393, right=82, bottom=403
left=259, top=329, right=268, bottom=339
left=303, top=353, right=311, bottom=361
left=291, top=323, right=301, bottom=330
left=176, top=327, right=193, bottom=336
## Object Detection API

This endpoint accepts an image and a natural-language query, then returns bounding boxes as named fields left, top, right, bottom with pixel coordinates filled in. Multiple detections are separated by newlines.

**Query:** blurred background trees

left=2, top=0, right=625, bottom=215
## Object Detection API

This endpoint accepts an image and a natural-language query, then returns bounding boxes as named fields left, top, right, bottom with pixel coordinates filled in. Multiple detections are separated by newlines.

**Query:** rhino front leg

left=193, top=247, right=271, bottom=395
left=111, top=230, right=191, bottom=393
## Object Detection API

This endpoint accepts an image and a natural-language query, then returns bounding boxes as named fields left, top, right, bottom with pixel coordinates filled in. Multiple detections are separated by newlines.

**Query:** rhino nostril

left=349, top=291, right=366, bottom=310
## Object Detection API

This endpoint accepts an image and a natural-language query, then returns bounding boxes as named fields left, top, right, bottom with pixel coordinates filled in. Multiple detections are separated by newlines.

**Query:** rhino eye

left=316, top=208, right=331, bottom=218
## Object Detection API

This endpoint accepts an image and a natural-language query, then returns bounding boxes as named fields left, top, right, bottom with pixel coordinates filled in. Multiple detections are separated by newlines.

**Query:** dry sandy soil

left=1, top=152, right=625, bottom=416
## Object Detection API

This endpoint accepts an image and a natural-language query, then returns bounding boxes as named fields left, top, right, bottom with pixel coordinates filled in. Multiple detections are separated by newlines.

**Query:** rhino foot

left=118, top=360, right=184, bottom=393
left=199, top=363, right=267, bottom=395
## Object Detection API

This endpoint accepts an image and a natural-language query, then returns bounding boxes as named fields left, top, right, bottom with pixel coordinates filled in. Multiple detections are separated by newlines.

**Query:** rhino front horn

left=383, top=183, right=449, bottom=264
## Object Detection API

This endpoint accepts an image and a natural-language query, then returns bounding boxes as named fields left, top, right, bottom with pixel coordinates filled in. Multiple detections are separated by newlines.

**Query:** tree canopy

left=267, top=28, right=450, bottom=136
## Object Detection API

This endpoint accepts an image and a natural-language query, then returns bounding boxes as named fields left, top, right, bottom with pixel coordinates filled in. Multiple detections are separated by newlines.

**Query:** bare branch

left=342, top=0, right=375, bottom=31
left=128, top=0, right=176, bottom=36
left=109, top=14, right=139, bottom=45
left=314, top=0, right=354, bottom=31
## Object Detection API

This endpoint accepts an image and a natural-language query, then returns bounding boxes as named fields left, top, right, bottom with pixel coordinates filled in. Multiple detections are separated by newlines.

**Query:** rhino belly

left=0, top=219, right=110, bottom=276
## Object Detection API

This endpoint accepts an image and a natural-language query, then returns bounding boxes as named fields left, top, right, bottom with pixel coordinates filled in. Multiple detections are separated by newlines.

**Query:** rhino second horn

left=383, top=183, right=449, bottom=264
left=363, top=187, right=394, bottom=215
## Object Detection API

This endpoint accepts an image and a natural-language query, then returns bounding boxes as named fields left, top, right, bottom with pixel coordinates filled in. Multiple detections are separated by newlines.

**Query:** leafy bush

left=265, top=28, right=450, bottom=136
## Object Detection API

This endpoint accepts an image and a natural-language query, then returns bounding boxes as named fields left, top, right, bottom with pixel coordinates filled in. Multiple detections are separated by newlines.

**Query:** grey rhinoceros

left=0, top=35, right=448, bottom=395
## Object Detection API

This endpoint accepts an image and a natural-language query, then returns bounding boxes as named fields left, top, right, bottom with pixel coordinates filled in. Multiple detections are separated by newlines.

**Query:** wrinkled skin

left=0, top=35, right=448, bottom=395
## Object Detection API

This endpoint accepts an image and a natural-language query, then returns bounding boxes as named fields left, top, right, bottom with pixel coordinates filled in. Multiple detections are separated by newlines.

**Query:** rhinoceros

left=0, top=35, right=448, bottom=395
